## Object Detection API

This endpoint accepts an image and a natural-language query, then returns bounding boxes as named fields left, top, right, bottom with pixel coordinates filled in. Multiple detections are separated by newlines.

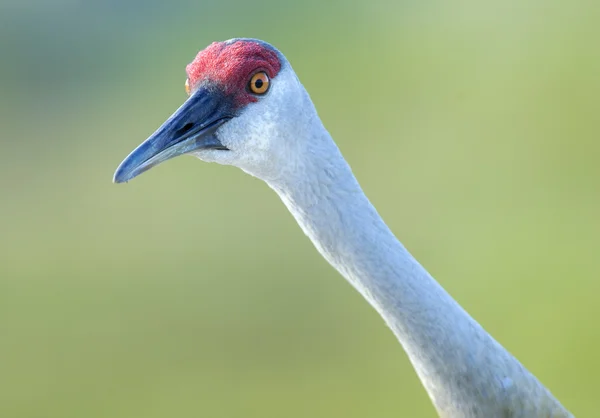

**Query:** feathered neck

left=263, top=121, right=571, bottom=417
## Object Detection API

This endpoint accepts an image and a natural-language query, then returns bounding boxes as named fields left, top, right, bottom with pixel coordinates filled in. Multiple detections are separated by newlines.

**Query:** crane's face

left=114, top=38, right=312, bottom=183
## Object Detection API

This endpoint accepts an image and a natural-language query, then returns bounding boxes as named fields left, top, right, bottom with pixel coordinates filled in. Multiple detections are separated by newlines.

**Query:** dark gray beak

left=113, top=86, right=233, bottom=183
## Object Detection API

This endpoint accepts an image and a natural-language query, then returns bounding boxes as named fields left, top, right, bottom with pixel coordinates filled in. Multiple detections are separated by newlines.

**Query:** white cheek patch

left=200, top=64, right=318, bottom=182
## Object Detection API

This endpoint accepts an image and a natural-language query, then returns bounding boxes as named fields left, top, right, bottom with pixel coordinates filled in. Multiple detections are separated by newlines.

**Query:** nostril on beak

left=176, top=122, right=195, bottom=137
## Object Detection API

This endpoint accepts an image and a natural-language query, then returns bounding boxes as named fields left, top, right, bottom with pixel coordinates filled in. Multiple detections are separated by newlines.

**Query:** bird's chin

left=189, top=148, right=234, bottom=165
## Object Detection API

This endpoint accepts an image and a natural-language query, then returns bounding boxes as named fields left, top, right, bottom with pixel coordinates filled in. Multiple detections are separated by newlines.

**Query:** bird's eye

left=249, top=72, right=270, bottom=95
left=185, top=78, right=191, bottom=96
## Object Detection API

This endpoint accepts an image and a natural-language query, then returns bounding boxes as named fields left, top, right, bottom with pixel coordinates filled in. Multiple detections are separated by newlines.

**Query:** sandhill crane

left=114, top=38, right=572, bottom=417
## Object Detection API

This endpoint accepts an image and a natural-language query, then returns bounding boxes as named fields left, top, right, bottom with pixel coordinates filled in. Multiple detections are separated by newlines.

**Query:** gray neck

left=265, top=128, right=571, bottom=417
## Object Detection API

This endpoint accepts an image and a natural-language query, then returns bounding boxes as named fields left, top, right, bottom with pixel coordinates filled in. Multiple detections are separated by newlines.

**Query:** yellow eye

left=185, top=78, right=191, bottom=96
left=249, top=72, right=270, bottom=94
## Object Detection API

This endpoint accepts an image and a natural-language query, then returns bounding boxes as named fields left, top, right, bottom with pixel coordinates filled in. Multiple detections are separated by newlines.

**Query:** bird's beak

left=113, top=86, right=233, bottom=183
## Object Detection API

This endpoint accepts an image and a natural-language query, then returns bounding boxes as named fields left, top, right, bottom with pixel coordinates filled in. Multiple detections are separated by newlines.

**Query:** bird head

left=114, top=38, right=319, bottom=184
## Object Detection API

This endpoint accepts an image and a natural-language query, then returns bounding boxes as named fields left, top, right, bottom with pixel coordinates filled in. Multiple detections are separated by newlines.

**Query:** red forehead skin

left=186, top=40, right=281, bottom=108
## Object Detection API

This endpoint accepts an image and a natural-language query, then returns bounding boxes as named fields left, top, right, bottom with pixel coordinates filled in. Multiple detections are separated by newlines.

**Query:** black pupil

left=254, top=78, right=264, bottom=89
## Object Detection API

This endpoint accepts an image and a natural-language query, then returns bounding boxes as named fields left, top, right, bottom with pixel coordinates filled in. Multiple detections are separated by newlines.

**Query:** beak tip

left=113, top=164, right=132, bottom=184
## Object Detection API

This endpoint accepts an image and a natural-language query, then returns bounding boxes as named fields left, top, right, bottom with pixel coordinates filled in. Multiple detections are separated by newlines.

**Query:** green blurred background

left=1, top=0, right=598, bottom=416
